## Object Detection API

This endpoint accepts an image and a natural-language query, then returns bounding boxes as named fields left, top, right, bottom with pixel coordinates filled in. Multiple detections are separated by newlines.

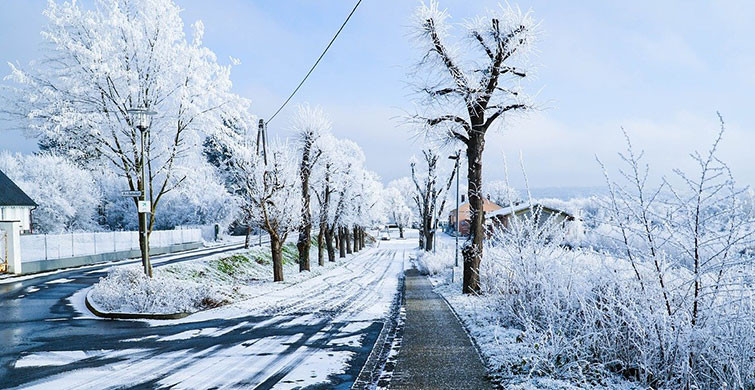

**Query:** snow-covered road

left=1, top=241, right=409, bottom=389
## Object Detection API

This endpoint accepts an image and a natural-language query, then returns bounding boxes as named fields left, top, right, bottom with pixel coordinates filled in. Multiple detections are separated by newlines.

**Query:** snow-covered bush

left=89, top=241, right=338, bottom=315
left=476, top=123, right=755, bottom=389
left=90, top=266, right=229, bottom=314
left=0, top=152, right=101, bottom=233
left=416, top=248, right=455, bottom=275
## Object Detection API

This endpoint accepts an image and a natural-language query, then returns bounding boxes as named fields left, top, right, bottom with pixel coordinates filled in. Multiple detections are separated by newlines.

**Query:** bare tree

left=411, top=149, right=455, bottom=251
left=292, top=105, right=329, bottom=272
left=410, top=1, right=538, bottom=293
left=229, top=141, right=301, bottom=282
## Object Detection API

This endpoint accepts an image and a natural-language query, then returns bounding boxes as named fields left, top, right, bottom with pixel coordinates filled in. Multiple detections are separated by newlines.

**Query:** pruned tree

left=410, top=0, right=538, bottom=293
left=229, top=140, right=301, bottom=282
left=292, top=104, right=329, bottom=272
left=410, top=149, right=455, bottom=251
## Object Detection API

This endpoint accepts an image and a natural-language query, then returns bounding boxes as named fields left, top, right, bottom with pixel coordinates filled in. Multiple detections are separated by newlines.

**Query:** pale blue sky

left=2, top=1, right=755, bottom=188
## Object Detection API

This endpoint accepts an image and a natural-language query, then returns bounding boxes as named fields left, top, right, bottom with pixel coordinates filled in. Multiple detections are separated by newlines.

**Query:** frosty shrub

left=481, top=120, right=755, bottom=388
left=90, top=266, right=228, bottom=314
left=417, top=248, right=455, bottom=275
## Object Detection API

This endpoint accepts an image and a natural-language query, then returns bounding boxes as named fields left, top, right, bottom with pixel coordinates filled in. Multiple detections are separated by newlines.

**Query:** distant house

left=448, top=196, right=503, bottom=236
left=486, top=202, right=574, bottom=234
left=0, top=169, right=37, bottom=234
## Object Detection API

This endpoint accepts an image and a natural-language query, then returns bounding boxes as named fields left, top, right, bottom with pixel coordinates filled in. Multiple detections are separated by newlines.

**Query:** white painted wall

left=0, top=221, right=22, bottom=274
left=0, top=206, right=32, bottom=232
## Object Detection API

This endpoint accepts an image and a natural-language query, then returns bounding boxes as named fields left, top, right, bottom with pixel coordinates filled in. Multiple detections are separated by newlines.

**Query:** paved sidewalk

left=391, top=268, right=493, bottom=389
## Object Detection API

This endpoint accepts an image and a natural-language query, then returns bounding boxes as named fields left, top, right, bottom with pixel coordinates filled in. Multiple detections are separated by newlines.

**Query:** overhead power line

left=266, top=0, right=363, bottom=125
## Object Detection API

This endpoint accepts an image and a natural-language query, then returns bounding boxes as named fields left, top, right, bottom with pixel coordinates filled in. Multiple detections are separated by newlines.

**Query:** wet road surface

left=0, top=242, right=405, bottom=389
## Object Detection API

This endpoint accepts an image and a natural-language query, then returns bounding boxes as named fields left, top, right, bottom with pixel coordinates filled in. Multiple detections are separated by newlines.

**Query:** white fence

left=19, top=229, right=202, bottom=263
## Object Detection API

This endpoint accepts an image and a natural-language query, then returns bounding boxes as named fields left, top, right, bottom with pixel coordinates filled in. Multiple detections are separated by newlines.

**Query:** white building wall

left=0, top=206, right=32, bottom=232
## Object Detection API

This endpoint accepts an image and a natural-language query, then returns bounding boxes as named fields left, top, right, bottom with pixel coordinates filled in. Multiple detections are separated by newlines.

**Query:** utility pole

left=448, top=151, right=461, bottom=267
left=256, top=119, right=268, bottom=165
left=256, top=118, right=267, bottom=247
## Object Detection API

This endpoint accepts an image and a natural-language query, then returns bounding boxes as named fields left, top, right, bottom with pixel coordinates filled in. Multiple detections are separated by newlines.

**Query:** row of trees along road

left=410, top=1, right=538, bottom=294
left=2, top=0, right=383, bottom=282
left=212, top=106, right=384, bottom=281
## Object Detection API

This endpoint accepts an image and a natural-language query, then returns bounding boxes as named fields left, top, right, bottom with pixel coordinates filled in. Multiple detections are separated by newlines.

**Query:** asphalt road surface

left=0, top=240, right=406, bottom=389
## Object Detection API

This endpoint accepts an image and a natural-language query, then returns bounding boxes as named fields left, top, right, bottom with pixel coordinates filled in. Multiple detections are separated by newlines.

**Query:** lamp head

left=127, top=107, right=157, bottom=130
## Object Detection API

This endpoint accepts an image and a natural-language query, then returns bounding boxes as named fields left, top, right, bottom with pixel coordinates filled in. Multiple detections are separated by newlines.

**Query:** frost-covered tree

left=292, top=104, right=329, bottom=272
left=311, top=134, right=339, bottom=264
left=384, top=187, right=412, bottom=238
left=410, top=0, right=538, bottom=293
left=410, top=149, right=456, bottom=251
left=389, top=177, right=419, bottom=226
left=228, top=140, right=301, bottom=282
left=485, top=179, right=520, bottom=207
left=310, top=137, right=370, bottom=260
left=2, top=0, right=250, bottom=265
left=0, top=152, right=101, bottom=233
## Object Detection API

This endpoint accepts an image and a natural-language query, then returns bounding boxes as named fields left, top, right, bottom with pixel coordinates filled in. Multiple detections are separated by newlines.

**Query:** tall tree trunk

left=244, top=225, right=251, bottom=249
left=399, top=226, right=404, bottom=239
left=338, top=227, right=347, bottom=258
left=353, top=226, right=359, bottom=252
left=345, top=227, right=353, bottom=254
left=463, top=131, right=485, bottom=294
left=317, top=229, right=325, bottom=266
left=425, top=229, right=434, bottom=252
left=360, top=227, right=365, bottom=248
left=270, top=235, right=284, bottom=282
left=422, top=213, right=433, bottom=252
left=326, top=228, right=336, bottom=262
left=137, top=217, right=153, bottom=277
left=297, top=223, right=311, bottom=271
left=297, top=142, right=313, bottom=272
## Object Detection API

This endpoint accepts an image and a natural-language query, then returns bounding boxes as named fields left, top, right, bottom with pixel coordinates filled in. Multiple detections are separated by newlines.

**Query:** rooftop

left=0, top=169, right=36, bottom=207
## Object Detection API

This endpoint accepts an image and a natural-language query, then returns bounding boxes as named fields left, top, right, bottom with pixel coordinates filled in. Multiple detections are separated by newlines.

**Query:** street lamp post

left=127, top=107, right=157, bottom=277
left=448, top=151, right=461, bottom=267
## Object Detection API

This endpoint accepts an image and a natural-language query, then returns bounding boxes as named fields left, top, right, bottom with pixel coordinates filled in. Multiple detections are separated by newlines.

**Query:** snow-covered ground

left=11, top=239, right=408, bottom=389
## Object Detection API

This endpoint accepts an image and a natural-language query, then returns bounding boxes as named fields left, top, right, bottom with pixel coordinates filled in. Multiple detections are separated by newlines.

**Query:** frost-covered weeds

left=430, top=125, right=755, bottom=389
left=89, top=241, right=333, bottom=315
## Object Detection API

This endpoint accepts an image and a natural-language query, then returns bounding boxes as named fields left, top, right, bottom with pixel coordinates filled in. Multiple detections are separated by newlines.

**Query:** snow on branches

left=2, top=0, right=251, bottom=235
left=409, top=0, right=540, bottom=294
left=410, top=0, right=538, bottom=144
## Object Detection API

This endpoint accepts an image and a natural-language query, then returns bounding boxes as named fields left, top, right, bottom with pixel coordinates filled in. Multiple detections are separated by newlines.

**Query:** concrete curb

left=85, top=288, right=190, bottom=320
left=352, top=273, right=406, bottom=389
